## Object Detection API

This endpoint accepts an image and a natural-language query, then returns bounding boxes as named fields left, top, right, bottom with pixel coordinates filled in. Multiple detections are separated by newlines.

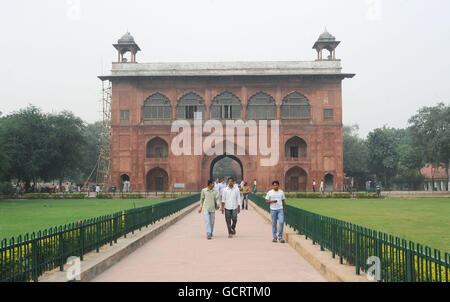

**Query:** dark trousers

left=225, top=208, right=238, bottom=234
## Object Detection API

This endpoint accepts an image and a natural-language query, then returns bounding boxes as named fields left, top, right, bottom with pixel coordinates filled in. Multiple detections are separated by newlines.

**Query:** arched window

left=285, top=136, right=307, bottom=159
left=144, top=93, right=171, bottom=119
left=146, top=137, right=169, bottom=158
left=247, top=92, right=276, bottom=119
left=211, top=92, right=241, bottom=119
left=281, top=92, right=310, bottom=119
left=176, top=92, right=205, bottom=119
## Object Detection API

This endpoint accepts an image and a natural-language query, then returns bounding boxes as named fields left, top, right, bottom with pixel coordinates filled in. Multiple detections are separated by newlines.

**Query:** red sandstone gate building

left=99, top=30, right=354, bottom=192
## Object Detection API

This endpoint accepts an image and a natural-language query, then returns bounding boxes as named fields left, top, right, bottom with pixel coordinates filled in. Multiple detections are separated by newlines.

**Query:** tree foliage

left=408, top=102, right=450, bottom=178
left=0, top=106, right=88, bottom=190
left=366, top=126, right=399, bottom=188
left=342, top=124, right=369, bottom=189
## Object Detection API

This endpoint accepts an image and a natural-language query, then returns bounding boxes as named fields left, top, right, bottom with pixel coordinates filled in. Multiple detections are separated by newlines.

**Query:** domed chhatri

left=113, top=31, right=140, bottom=63
left=118, top=32, right=136, bottom=44
left=317, top=30, right=336, bottom=42
left=312, top=29, right=340, bottom=61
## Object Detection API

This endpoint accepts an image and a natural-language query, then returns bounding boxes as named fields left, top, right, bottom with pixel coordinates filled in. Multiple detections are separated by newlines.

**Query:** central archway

left=210, top=154, right=243, bottom=182
left=146, top=167, right=169, bottom=191
left=285, top=167, right=307, bottom=192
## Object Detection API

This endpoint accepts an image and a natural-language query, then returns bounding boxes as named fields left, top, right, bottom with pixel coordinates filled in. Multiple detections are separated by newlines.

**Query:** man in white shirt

left=213, top=178, right=220, bottom=193
left=221, top=177, right=241, bottom=238
left=265, top=180, right=287, bottom=243
left=218, top=179, right=226, bottom=194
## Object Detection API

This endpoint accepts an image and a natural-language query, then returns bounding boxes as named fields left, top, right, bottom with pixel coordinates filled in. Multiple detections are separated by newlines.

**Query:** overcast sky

left=1, top=0, right=449, bottom=137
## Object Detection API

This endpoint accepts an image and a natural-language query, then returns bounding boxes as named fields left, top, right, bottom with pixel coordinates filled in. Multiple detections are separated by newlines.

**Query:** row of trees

left=0, top=106, right=102, bottom=192
left=343, top=103, right=450, bottom=190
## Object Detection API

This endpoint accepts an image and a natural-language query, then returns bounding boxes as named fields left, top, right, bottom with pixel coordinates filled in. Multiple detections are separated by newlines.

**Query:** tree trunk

left=446, top=161, right=450, bottom=191
left=24, top=179, right=31, bottom=193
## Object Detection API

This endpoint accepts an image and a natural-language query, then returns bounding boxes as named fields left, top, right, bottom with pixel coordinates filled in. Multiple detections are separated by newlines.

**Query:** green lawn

left=287, top=197, right=450, bottom=253
left=0, top=198, right=169, bottom=240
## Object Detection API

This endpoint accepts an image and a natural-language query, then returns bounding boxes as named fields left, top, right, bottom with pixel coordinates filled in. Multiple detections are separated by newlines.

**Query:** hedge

left=96, top=193, right=113, bottom=199
left=356, top=192, right=378, bottom=199
left=120, top=193, right=144, bottom=199
left=22, top=193, right=88, bottom=199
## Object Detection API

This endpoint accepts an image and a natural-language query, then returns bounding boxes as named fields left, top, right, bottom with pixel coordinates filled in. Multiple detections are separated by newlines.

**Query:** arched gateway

left=210, top=154, right=243, bottom=182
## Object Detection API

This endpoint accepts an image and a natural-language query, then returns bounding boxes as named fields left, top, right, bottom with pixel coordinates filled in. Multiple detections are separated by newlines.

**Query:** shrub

left=120, top=193, right=144, bottom=199
left=23, top=193, right=51, bottom=199
left=295, top=192, right=308, bottom=198
left=356, top=192, right=379, bottom=198
left=307, top=193, right=321, bottom=198
left=22, top=193, right=88, bottom=199
left=96, top=192, right=113, bottom=199
left=0, top=182, right=15, bottom=197
left=331, top=192, right=351, bottom=198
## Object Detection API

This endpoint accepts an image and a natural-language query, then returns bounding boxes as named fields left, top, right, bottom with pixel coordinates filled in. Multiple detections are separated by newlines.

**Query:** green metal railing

left=250, top=193, right=449, bottom=282
left=0, top=194, right=199, bottom=282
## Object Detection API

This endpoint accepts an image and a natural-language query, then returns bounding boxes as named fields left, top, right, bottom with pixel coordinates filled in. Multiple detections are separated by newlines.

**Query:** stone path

left=92, top=204, right=326, bottom=282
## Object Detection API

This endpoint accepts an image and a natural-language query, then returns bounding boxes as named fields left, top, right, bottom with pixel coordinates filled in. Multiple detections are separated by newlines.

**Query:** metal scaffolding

left=96, top=80, right=112, bottom=190
left=84, top=80, right=111, bottom=191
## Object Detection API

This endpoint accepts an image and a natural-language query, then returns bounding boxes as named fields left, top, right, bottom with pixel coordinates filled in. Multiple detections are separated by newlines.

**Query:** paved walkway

left=92, top=205, right=326, bottom=282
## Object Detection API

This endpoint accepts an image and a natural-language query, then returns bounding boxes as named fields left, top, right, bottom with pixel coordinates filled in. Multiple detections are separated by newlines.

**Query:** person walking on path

left=241, top=181, right=250, bottom=210
left=265, top=180, right=287, bottom=243
left=312, top=179, right=316, bottom=193
left=221, top=177, right=241, bottom=238
left=199, top=179, right=220, bottom=240
left=213, top=178, right=220, bottom=193
left=319, top=179, right=324, bottom=194
left=253, top=179, right=257, bottom=193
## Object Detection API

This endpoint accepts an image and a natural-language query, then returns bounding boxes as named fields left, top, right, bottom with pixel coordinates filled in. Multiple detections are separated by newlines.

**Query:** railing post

left=110, top=215, right=113, bottom=246
left=96, top=218, right=100, bottom=253
left=31, top=236, right=38, bottom=282
left=339, top=221, right=343, bottom=264
left=59, top=230, right=64, bottom=271
left=355, top=225, right=360, bottom=275
left=80, top=222, right=85, bottom=261
left=124, top=211, right=127, bottom=238
left=406, top=242, right=413, bottom=282
left=320, top=216, right=324, bottom=251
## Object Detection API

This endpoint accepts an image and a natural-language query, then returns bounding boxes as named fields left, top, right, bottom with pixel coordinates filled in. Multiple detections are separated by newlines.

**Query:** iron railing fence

left=0, top=194, right=200, bottom=282
left=249, top=193, right=449, bottom=282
